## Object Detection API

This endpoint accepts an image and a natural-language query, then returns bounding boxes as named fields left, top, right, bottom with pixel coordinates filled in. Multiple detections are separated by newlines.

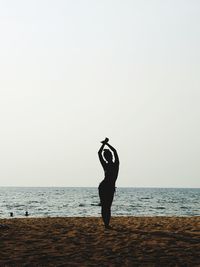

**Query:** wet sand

left=0, top=217, right=199, bottom=266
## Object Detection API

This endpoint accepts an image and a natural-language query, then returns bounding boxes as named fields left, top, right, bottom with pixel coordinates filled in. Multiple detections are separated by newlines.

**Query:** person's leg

left=99, top=187, right=115, bottom=228
left=99, top=187, right=106, bottom=225
left=102, top=191, right=114, bottom=228
left=103, top=205, right=111, bottom=228
left=101, top=205, right=108, bottom=226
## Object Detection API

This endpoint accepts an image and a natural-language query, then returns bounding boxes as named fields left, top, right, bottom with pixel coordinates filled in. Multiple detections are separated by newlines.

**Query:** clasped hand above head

left=101, top=137, right=109, bottom=145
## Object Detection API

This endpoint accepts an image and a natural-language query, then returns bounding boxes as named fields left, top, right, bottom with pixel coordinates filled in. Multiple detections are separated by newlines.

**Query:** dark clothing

left=98, top=160, right=118, bottom=206
left=98, top=179, right=115, bottom=206
left=98, top=161, right=119, bottom=227
left=98, top=180, right=115, bottom=227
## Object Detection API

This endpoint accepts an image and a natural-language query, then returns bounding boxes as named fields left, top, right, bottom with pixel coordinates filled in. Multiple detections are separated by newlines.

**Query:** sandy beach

left=0, top=216, right=199, bottom=266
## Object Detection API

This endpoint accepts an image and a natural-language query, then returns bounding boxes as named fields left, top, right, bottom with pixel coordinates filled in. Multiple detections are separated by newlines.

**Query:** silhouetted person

left=25, top=211, right=29, bottom=217
left=98, top=138, right=119, bottom=229
left=10, top=212, right=13, bottom=217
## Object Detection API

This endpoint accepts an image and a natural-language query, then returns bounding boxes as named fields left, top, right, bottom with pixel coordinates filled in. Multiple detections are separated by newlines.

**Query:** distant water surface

left=0, top=187, right=199, bottom=218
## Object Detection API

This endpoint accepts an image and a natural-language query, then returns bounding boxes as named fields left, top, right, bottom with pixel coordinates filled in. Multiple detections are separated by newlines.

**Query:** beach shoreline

left=0, top=216, right=199, bottom=266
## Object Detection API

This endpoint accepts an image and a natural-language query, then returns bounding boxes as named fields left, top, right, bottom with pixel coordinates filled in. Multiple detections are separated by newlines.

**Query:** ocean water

left=0, top=187, right=199, bottom=218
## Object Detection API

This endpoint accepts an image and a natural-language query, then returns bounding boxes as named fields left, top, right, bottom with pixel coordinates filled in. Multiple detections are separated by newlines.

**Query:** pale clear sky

left=0, top=0, right=199, bottom=187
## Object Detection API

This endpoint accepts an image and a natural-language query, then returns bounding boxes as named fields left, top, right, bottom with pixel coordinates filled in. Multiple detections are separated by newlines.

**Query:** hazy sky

left=0, top=0, right=199, bottom=187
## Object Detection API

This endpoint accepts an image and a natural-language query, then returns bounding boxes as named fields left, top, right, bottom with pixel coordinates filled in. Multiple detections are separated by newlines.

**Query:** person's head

left=103, top=149, right=113, bottom=162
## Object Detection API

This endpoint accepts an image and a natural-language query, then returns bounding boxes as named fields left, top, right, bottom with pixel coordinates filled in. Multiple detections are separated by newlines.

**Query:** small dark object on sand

left=10, top=212, right=13, bottom=217
left=25, top=211, right=29, bottom=217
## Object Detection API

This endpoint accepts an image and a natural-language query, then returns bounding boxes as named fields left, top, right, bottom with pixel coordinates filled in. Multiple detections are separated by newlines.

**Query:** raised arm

left=98, top=142, right=107, bottom=169
left=106, top=143, right=119, bottom=164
